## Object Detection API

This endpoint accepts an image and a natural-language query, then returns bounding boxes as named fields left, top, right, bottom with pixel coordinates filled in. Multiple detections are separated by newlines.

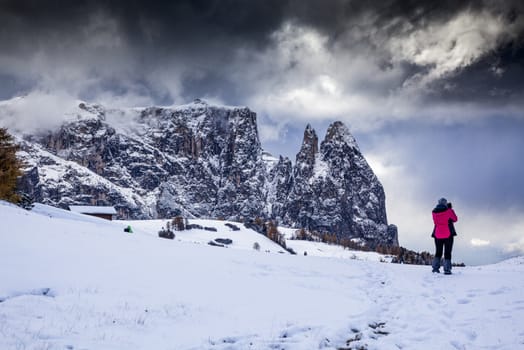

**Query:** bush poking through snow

left=215, top=238, right=233, bottom=245
left=17, top=192, right=34, bottom=210
left=225, top=223, right=240, bottom=231
left=158, top=221, right=175, bottom=239
left=186, top=223, right=203, bottom=230
left=245, top=218, right=287, bottom=249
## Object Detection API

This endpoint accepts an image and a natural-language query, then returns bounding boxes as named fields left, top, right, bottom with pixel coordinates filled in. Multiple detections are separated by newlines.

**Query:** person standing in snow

left=431, top=198, right=458, bottom=274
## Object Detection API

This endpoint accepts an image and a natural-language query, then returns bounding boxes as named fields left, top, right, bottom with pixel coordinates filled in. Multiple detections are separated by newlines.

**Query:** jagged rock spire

left=280, top=120, right=397, bottom=247
left=17, top=101, right=398, bottom=247
left=296, top=124, right=318, bottom=164
left=293, top=124, right=319, bottom=182
left=323, top=121, right=359, bottom=151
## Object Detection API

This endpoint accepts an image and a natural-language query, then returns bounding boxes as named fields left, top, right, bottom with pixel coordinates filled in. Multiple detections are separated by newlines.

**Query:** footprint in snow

left=465, top=330, right=478, bottom=341
left=450, top=340, right=465, bottom=349
left=443, top=310, right=455, bottom=318
left=489, top=287, right=510, bottom=295
left=467, top=288, right=483, bottom=293
left=512, top=300, right=524, bottom=310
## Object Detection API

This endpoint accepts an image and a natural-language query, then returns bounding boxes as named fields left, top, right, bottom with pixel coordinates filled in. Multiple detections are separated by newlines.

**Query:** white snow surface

left=68, top=206, right=117, bottom=215
left=1, top=201, right=524, bottom=350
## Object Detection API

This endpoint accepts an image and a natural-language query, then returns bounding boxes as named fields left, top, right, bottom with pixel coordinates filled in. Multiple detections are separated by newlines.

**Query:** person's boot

left=432, top=257, right=441, bottom=273
left=443, top=259, right=452, bottom=275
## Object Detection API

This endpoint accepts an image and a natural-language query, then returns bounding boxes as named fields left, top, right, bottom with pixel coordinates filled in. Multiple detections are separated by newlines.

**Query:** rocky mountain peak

left=15, top=100, right=398, bottom=247
left=279, top=120, right=397, bottom=247
left=323, top=121, right=359, bottom=151
left=78, top=102, right=106, bottom=118
left=296, top=124, right=318, bottom=166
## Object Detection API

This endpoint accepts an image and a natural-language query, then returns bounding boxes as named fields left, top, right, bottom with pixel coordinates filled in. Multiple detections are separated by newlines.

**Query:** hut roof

left=68, top=206, right=117, bottom=215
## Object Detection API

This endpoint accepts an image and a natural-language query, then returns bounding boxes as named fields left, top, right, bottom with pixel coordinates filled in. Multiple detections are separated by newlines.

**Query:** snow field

left=1, top=202, right=524, bottom=349
left=120, top=218, right=288, bottom=254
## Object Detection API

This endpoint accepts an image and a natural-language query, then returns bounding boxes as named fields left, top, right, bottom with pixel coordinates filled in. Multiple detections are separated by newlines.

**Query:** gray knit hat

left=438, top=197, right=448, bottom=206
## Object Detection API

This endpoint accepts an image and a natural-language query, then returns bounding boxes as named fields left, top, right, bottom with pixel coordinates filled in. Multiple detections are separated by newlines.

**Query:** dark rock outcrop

left=276, top=121, right=396, bottom=247
left=15, top=99, right=398, bottom=247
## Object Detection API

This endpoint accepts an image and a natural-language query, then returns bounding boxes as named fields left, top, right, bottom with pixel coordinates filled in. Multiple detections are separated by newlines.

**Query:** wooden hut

left=68, top=205, right=117, bottom=221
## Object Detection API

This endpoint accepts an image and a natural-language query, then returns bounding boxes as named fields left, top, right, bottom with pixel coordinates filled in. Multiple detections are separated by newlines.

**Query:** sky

left=1, top=0, right=523, bottom=265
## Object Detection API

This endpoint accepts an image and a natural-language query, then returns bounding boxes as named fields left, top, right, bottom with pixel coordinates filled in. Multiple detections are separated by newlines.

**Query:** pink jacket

left=432, top=208, right=458, bottom=239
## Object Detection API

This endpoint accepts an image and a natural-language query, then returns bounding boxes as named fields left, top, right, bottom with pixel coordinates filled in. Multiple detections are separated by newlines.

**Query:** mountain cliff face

left=278, top=121, right=395, bottom=246
left=14, top=99, right=398, bottom=247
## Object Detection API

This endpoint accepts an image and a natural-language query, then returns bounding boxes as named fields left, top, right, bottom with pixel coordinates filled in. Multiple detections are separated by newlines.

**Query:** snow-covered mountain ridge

left=1, top=200, right=523, bottom=349
left=10, top=99, right=397, bottom=247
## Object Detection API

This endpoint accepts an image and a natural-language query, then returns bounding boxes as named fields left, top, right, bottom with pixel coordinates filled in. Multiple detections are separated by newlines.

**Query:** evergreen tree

left=172, top=216, right=185, bottom=231
left=0, top=128, right=23, bottom=203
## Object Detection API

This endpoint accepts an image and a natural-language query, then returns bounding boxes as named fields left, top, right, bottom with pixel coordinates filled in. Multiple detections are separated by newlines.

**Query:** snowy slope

left=280, top=227, right=390, bottom=262
left=119, top=219, right=388, bottom=261
left=119, top=218, right=289, bottom=254
left=1, top=202, right=524, bottom=350
left=16, top=139, right=147, bottom=218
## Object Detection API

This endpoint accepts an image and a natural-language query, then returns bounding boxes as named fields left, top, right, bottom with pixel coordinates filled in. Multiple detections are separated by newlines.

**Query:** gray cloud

left=362, top=119, right=524, bottom=210
left=1, top=0, right=523, bottom=107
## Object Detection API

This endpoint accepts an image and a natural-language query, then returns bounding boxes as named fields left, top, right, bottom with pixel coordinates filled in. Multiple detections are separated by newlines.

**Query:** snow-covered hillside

left=119, top=219, right=388, bottom=262
left=9, top=98, right=397, bottom=248
left=1, top=201, right=523, bottom=349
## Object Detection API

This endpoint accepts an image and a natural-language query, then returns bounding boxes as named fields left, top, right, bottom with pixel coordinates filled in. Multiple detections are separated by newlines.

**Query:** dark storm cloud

left=0, top=1, right=285, bottom=103
left=0, top=0, right=286, bottom=53
left=1, top=0, right=523, bottom=104
left=429, top=41, right=524, bottom=104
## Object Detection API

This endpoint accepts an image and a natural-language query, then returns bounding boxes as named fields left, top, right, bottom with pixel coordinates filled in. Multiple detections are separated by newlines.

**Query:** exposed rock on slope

left=278, top=122, right=396, bottom=247
left=12, top=99, right=398, bottom=246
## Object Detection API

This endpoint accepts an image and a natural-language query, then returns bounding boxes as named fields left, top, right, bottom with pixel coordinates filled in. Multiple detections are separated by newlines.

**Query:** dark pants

left=434, top=236, right=453, bottom=260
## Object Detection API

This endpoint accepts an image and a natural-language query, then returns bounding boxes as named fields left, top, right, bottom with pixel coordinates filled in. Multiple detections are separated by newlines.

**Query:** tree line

left=0, top=128, right=23, bottom=203
left=290, top=227, right=463, bottom=266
